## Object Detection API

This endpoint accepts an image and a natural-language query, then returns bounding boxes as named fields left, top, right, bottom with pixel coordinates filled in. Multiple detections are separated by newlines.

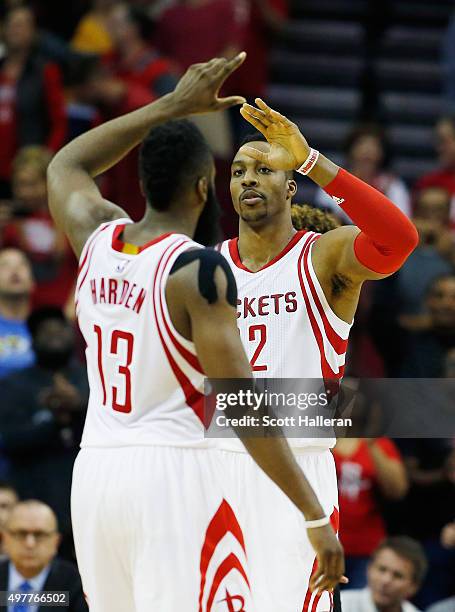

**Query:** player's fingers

left=216, top=95, right=247, bottom=110
left=242, top=146, right=268, bottom=164
left=241, top=103, right=272, bottom=125
left=309, top=562, right=325, bottom=592
left=240, top=107, right=268, bottom=133
left=214, top=51, right=246, bottom=83
left=255, top=97, right=291, bottom=124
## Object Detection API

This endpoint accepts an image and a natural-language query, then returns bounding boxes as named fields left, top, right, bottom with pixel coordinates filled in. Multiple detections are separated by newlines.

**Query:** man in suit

left=0, top=500, right=87, bottom=611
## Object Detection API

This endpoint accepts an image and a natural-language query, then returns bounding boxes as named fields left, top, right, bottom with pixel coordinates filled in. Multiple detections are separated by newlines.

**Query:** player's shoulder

left=168, top=246, right=236, bottom=307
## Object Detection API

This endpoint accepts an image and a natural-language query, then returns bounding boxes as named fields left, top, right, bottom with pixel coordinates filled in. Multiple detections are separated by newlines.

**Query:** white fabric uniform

left=217, top=230, right=352, bottom=611
left=71, top=219, right=254, bottom=612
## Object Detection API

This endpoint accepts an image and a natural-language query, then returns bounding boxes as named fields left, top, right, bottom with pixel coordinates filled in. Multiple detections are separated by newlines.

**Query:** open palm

left=240, top=98, right=310, bottom=171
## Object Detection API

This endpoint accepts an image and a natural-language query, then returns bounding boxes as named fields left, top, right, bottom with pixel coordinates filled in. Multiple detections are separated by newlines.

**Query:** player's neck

left=122, top=208, right=197, bottom=244
left=237, top=217, right=296, bottom=272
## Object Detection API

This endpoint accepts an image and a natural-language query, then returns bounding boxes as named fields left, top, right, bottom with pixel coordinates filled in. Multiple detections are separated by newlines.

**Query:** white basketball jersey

left=218, top=230, right=353, bottom=450
left=76, top=218, right=209, bottom=448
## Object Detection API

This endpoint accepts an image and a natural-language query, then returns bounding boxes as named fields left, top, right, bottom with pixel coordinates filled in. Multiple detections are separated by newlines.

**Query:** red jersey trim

left=77, top=225, right=110, bottom=295
left=303, top=240, right=349, bottom=355
left=228, top=230, right=307, bottom=273
left=111, top=223, right=173, bottom=254
left=152, top=239, right=208, bottom=426
left=297, top=236, right=340, bottom=381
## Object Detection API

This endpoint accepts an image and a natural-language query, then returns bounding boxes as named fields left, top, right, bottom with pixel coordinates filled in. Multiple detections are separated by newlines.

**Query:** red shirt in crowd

left=103, top=46, right=177, bottom=94
left=156, top=0, right=246, bottom=70
left=2, top=210, right=77, bottom=308
left=333, top=438, right=403, bottom=556
left=101, top=83, right=155, bottom=221
left=0, top=62, right=66, bottom=181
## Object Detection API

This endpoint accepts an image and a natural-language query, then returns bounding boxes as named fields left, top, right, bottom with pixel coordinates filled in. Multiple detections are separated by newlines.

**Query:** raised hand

left=240, top=98, right=311, bottom=170
left=171, top=53, right=247, bottom=116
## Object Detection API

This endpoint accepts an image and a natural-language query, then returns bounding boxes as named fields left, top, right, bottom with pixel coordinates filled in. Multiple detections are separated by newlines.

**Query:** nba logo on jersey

left=115, top=259, right=129, bottom=274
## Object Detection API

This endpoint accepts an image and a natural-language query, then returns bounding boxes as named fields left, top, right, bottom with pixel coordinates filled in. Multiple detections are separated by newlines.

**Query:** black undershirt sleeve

left=170, top=248, right=237, bottom=307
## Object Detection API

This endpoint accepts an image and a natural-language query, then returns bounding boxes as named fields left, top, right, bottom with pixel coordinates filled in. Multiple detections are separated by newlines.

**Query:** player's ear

left=196, top=176, right=209, bottom=204
left=287, top=179, right=298, bottom=200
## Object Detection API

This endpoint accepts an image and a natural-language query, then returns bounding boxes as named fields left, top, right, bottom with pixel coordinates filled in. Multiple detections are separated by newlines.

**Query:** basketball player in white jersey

left=213, top=100, right=420, bottom=611
left=46, top=57, right=345, bottom=611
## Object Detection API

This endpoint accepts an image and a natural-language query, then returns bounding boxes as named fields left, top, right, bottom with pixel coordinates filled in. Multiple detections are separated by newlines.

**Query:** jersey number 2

left=249, top=324, right=267, bottom=372
left=94, top=325, right=133, bottom=413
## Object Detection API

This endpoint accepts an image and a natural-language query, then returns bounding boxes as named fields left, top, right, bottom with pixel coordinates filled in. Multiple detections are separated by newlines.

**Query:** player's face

left=415, top=187, right=451, bottom=225
left=0, top=249, right=34, bottom=298
left=12, top=165, right=48, bottom=212
left=367, top=549, right=418, bottom=607
left=3, top=506, right=60, bottom=576
left=230, top=142, right=293, bottom=225
left=194, top=166, right=221, bottom=246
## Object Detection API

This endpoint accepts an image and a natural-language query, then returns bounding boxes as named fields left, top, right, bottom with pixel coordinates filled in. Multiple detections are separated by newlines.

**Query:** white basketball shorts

left=71, top=446, right=255, bottom=611
left=219, top=448, right=339, bottom=612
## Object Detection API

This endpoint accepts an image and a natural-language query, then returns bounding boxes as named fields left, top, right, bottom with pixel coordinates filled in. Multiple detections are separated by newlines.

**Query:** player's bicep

left=313, top=225, right=387, bottom=283
left=47, top=161, right=128, bottom=258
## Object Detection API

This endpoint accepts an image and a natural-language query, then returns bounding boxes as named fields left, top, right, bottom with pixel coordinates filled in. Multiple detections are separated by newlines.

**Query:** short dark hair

left=27, top=307, right=66, bottom=337
left=373, top=537, right=428, bottom=585
left=139, top=120, right=213, bottom=211
left=238, top=132, right=293, bottom=179
left=344, top=123, right=392, bottom=169
left=126, top=5, right=155, bottom=41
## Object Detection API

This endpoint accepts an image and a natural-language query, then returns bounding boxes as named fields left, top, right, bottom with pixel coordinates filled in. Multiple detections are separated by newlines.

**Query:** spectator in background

left=0, top=5, right=66, bottom=197
left=105, top=3, right=178, bottom=97
left=155, top=0, right=245, bottom=162
left=370, top=187, right=454, bottom=375
left=0, top=500, right=88, bottom=611
left=398, top=274, right=455, bottom=377
left=1, top=147, right=77, bottom=310
left=334, top=438, right=408, bottom=589
left=425, top=520, right=455, bottom=611
left=64, top=54, right=154, bottom=220
left=156, top=0, right=245, bottom=71
left=341, top=537, right=427, bottom=612
left=71, top=0, right=116, bottom=55
left=0, top=308, right=88, bottom=534
left=0, top=481, right=18, bottom=560
left=415, top=116, right=455, bottom=227
left=394, top=437, right=455, bottom=609
left=227, top=0, right=289, bottom=144
left=316, top=124, right=410, bottom=222
left=0, top=248, right=34, bottom=380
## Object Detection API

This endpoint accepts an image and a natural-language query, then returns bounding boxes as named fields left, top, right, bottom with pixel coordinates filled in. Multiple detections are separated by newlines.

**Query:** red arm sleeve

left=43, top=63, right=67, bottom=152
left=324, top=169, right=419, bottom=274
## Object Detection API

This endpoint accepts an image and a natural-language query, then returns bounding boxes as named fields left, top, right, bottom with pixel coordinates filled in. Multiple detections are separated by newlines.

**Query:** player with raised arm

left=215, top=99, right=419, bottom=611
left=47, top=58, right=344, bottom=611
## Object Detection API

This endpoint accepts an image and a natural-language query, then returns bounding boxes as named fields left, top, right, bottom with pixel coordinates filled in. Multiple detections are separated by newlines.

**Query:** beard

left=193, top=184, right=222, bottom=246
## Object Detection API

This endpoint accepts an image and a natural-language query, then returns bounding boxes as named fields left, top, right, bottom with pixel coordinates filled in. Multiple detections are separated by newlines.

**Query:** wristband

left=296, top=148, right=319, bottom=176
left=305, top=515, right=330, bottom=529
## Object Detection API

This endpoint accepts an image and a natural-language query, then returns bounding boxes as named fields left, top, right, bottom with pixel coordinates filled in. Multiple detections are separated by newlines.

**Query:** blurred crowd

left=0, top=1, right=453, bottom=611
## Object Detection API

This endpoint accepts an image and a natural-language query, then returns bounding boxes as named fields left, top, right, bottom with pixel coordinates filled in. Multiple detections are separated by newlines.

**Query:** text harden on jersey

left=90, top=277, right=146, bottom=314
